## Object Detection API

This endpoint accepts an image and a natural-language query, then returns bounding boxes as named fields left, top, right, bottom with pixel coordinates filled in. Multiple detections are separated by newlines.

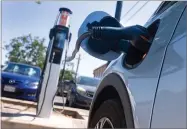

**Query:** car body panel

left=77, top=84, right=97, bottom=92
left=57, top=80, right=75, bottom=96
left=74, top=92, right=92, bottom=108
left=89, top=2, right=186, bottom=128
left=67, top=76, right=99, bottom=108
left=2, top=72, right=39, bottom=83
left=151, top=7, right=186, bottom=128
left=89, top=73, right=135, bottom=128
left=67, top=86, right=94, bottom=108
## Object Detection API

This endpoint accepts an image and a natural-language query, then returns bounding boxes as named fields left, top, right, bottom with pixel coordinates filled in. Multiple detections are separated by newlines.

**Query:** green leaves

left=35, top=0, right=41, bottom=4
left=5, top=34, right=47, bottom=69
left=59, top=69, right=75, bottom=81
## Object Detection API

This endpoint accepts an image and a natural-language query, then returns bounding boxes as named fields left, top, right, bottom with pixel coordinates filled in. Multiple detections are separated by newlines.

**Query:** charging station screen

left=55, top=32, right=66, bottom=50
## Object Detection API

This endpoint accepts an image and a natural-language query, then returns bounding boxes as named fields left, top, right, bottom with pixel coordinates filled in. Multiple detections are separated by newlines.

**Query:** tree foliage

left=59, top=69, right=75, bottom=81
left=35, top=0, right=41, bottom=4
left=5, top=34, right=47, bottom=69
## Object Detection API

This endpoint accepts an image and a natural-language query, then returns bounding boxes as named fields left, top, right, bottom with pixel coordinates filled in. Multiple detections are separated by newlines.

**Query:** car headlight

left=76, top=86, right=86, bottom=96
left=29, top=82, right=39, bottom=87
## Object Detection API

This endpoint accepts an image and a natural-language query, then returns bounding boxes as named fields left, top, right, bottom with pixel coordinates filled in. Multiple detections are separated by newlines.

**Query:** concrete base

left=1, top=97, right=88, bottom=128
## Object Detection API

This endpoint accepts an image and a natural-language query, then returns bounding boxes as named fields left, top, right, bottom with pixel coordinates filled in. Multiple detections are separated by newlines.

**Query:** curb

left=1, top=97, right=84, bottom=119
left=1, top=97, right=36, bottom=108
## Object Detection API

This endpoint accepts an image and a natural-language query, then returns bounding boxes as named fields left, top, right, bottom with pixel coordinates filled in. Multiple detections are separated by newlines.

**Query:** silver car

left=85, top=1, right=186, bottom=128
left=66, top=76, right=100, bottom=108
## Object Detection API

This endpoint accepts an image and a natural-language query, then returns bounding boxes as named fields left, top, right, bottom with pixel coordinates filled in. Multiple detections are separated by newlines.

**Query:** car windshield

left=76, top=76, right=100, bottom=87
left=2, top=63, right=41, bottom=78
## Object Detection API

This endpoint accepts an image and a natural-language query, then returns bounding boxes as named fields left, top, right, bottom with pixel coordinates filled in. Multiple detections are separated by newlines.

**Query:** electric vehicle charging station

left=1, top=3, right=156, bottom=128
left=36, top=4, right=151, bottom=119
left=36, top=8, right=72, bottom=118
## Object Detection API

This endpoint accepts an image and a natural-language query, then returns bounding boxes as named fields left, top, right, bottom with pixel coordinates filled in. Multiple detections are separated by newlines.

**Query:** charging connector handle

left=91, top=25, right=151, bottom=53
left=92, top=25, right=150, bottom=41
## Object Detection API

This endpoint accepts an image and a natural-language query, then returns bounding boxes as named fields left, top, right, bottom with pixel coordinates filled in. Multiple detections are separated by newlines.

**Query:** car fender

left=88, top=72, right=136, bottom=128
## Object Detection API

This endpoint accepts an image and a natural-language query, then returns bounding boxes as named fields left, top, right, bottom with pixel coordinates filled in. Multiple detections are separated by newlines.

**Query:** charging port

left=123, top=19, right=160, bottom=69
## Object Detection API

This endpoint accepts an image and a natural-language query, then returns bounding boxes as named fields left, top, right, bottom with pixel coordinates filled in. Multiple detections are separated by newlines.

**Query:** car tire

left=89, top=99, right=126, bottom=128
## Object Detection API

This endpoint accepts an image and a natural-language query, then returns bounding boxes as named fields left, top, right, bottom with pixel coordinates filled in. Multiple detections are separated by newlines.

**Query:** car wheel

left=89, top=99, right=126, bottom=128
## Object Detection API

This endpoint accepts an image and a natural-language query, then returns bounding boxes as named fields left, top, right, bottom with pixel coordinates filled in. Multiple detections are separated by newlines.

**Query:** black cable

left=36, top=39, right=53, bottom=104
left=121, top=1, right=140, bottom=20
left=38, top=32, right=71, bottom=115
left=37, top=52, right=55, bottom=116
left=66, top=31, right=92, bottom=62
left=53, top=43, right=68, bottom=113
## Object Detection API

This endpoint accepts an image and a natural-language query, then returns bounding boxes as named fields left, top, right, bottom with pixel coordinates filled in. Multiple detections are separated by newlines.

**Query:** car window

left=153, top=1, right=177, bottom=16
left=76, top=76, right=100, bottom=87
left=3, top=63, right=41, bottom=78
left=120, top=1, right=162, bottom=26
left=169, top=7, right=186, bottom=45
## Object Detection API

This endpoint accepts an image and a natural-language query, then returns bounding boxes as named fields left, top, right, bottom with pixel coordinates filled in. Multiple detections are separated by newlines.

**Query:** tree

left=35, top=0, right=41, bottom=4
left=59, top=69, right=75, bottom=81
left=5, top=34, right=47, bottom=69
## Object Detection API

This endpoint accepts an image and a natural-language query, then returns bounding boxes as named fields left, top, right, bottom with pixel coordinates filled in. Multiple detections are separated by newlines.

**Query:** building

left=93, top=63, right=108, bottom=78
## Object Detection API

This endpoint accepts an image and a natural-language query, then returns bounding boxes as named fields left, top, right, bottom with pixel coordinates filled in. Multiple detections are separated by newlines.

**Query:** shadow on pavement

left=1, top=112, right=36, bottom=117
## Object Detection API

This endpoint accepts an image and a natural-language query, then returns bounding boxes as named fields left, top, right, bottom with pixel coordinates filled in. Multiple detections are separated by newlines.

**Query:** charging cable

left=37, top=52, right=55, bottom=116
left=53, top=42, right=69, bottom=114
left=66, top=31, right=92, bottom=62
left=91, top=25, right=151, bottom=53
left=66, top=25, right=151, bottom=63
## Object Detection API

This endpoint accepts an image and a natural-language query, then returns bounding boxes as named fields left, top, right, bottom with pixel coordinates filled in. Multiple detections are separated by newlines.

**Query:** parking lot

left=1, top=96, right=89, bottom=128
left=54, top=96, right=89, bottom=119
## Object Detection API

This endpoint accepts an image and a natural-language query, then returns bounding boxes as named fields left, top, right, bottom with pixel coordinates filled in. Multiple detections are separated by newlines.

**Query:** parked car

left=81, top=1, right=186, bottom=129
left=57, top=80, right=75, bottom=97
left=66, top=76, right=100, bottom=108
left=1, top=62, right=41, bottom=101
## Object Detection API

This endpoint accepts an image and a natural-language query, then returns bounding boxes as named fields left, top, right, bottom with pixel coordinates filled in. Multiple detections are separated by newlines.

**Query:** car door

left=105, top=2, right=187, bottom=128
left=150, top=7, right=186, bottom=128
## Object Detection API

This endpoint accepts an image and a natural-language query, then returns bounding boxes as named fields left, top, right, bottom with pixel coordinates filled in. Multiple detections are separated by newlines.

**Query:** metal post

left=107, top=1, right=123, bottom=66
left=115, top=1, right=123, bottom=21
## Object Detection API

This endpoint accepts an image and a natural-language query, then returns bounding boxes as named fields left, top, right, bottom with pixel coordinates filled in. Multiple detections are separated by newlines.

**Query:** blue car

left=1, top=62, right=41, bottom=101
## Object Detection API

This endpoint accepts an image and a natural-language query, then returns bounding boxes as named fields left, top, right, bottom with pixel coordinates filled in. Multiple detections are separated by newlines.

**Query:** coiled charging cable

left=66, top=31, right=92, bottom=62
left=53, top=50, right=67, bottom=114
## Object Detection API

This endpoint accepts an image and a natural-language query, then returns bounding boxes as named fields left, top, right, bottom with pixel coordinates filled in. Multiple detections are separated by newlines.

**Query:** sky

left=1, top=1, right=161, bottom=77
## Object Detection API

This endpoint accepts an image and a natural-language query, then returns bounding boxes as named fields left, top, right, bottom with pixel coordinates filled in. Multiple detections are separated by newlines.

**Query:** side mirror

left=78, top=11, right=122, bottom=61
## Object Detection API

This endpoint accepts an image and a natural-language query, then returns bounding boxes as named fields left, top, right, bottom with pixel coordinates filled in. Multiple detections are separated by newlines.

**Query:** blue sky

left=2, top=1, right=161, bottom=77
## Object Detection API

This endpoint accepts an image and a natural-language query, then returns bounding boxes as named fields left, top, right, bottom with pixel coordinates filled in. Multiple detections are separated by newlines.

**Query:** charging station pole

left=36, top=8, right=72, bottom=118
